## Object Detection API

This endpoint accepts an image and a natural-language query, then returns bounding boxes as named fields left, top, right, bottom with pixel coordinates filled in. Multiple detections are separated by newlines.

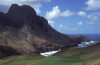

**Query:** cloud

left=78, top=11, right=100, bottom=25
left=45, top=6, right=73, bottom=20
left=58, top=24, right=68, bottom=30
left=0, top=0, right=51, bottom=14
left=78, top=11, right=87, bottom=17
left=48, top=20, right=55, bottom=27
left=58, top=24, right=77, bottom=31
left=45, top=6, right=73, bottom=26
left=85, top=0, right=100, bottom=10
left=45, top=6, right=61, bottom=20
left=78, top=21, right=83, bottom=26
left=60, top=10, right=74, bottom=17
left=59, top=24, right=64, bottom=29
left=78, top=0, right=100, bottom=25
left=87, top=12, right=100, bottom=24
left=0, top=0, right=51, bottom=5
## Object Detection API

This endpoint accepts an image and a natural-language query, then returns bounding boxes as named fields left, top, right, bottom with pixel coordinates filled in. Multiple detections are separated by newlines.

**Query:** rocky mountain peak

left=7, top=4, right=36, bottom=16
left=6, top=4, right=38, bottom=28
left=7, top=4, right=37, bottom=23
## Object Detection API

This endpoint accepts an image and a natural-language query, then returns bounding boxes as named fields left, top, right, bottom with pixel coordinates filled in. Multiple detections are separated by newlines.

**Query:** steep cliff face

left=0, top=4, right=90, bottom=56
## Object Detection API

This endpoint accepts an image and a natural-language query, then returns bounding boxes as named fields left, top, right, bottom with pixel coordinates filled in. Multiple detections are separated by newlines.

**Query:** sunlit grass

left=34, top=55, right=83, bottom=65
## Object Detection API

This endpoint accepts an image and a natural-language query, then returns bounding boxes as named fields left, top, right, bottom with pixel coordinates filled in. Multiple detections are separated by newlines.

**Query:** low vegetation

left=0, top=43, right=100, bottom=65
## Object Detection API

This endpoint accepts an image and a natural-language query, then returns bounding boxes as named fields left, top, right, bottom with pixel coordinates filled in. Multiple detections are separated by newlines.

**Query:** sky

left=0, top=0, right=100, bottom=34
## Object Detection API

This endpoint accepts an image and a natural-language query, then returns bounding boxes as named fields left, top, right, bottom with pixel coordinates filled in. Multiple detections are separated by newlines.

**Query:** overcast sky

left=0, top=0, right=100, bottom=34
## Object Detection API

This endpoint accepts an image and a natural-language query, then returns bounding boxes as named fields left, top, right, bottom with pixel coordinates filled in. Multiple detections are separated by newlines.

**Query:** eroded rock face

left=0, top=4, right=90, bottom=56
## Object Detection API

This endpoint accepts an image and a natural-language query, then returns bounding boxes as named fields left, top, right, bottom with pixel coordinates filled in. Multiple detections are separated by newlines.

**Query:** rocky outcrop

left=69, top=35, right=90, bottom=45
left=0, top=45, right=20, bottom=58
left=0, top=4, right=90, bottom=57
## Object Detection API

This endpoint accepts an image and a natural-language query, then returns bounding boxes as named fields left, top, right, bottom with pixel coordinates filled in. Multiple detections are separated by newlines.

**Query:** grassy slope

left=0, top=54, right=45, bottom=65
left=55, top=43, right=100, bottom=65
left=0, top=43, right=100, bottom=65
left=34, top=55, right=83, bottom=65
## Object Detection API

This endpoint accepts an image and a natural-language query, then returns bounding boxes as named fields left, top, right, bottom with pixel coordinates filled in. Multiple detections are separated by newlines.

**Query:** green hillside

left=0, top=43, right=100, bottom=65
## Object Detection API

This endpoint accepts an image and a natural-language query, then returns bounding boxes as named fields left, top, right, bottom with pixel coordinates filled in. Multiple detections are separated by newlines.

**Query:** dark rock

left=69, top=35, right=90, bottom=44
left=0, top=45, right=20, bottom=58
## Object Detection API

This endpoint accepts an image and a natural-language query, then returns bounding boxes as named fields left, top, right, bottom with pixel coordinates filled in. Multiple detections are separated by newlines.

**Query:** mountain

left=0, top=4, right=90, bottom=58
